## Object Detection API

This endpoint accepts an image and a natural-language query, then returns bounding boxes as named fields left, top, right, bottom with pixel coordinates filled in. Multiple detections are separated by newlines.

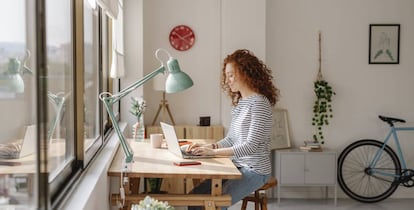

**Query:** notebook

left=160, top=122, right=216, bottom=159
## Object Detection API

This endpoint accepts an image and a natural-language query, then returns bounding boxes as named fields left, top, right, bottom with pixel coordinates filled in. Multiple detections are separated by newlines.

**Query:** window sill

left=60, top=122, right=125, bottom=210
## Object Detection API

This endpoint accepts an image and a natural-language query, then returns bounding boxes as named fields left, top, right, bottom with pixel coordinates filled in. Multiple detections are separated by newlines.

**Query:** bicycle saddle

left=379, top=115, right=406, bottom=126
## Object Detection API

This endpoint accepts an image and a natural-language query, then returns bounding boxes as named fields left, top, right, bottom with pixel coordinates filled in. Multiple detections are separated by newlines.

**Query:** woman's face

left=225, top=62, right=241, bottom=92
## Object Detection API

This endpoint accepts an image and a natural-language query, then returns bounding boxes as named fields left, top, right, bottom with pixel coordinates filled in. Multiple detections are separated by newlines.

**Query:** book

left=299, top=145, right=323, bottom=152
left=304, top=141, right=321, bottom=146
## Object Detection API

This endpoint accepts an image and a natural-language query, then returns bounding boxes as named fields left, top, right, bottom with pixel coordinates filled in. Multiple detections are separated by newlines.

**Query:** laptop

left=19, top=124, right=36, bottom=158
left=160, top=122, right=216, bottom=159
left=0, top=125, right=36, bottom=160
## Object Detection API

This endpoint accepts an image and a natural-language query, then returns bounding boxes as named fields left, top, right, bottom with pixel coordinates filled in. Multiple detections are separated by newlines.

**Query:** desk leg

left=205, top=178, right=222, bottom=210
left=211, top=179, right=221, bottom=196
left=121, top=177, right=140, bottom=210
left=129, top=178, right=140, bottom=194
left=204, top=200, right=217, bottom=210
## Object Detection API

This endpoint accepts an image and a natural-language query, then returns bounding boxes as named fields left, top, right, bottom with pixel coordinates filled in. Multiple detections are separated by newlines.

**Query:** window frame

left=36, top=0, right=115, bottom=208
left=1, top=0, right=120, bottom=208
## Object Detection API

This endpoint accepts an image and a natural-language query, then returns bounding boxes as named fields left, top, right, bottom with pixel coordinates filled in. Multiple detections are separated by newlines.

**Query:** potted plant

left=131, top=195, right=174, bottom=210
left=311, top=32, right=335, bottom=144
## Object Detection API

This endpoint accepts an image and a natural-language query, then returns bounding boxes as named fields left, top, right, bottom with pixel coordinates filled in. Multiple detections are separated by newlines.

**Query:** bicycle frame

left=370, top=126, right=414, bottom=178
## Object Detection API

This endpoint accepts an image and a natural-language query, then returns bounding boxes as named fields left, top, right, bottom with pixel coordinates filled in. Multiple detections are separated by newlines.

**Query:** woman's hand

left=191, top=146, right=215, bottom=156
left=186, top=143, right=204, bottom=153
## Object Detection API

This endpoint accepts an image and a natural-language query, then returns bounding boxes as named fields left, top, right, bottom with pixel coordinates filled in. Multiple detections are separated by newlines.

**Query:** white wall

left=268, top=0, right=414, bottom=150
left=121, top=0, right=144, bottom=138
left=220, top=0, right=267, bottom=128
left=124, top=0, right=267, bottom=129
left=142, top=0, right=222, bottom=127
left=267, top=0, right=414, bottom=198
left=121, top=0, right=414, bottom=199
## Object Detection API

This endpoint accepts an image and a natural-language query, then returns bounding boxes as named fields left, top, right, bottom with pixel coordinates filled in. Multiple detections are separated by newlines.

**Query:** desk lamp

left=99, top=48, right=193, bottom=164
left=0, top=50, right=32, bottom=94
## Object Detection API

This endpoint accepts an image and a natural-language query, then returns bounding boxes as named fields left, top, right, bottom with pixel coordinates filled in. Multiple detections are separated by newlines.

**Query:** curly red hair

left=221, top=49, right=280, bottom=106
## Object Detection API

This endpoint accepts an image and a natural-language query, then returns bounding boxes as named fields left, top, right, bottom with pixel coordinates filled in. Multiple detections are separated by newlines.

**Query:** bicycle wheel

left=337, top=139, right=401, bottom=203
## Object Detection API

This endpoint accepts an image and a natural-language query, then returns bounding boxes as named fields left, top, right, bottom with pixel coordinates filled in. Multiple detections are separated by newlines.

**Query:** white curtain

left=96, top=0, right=119, bottom=19
left=90, top=0, right=124, bottom=78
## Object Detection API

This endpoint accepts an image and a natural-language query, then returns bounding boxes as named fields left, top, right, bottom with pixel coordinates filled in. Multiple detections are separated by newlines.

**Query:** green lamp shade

left=165, top=58, right=194, bottom=93
left=0, top=74, right=24, bottom=93
left=0, top=58, right=24, bottom=93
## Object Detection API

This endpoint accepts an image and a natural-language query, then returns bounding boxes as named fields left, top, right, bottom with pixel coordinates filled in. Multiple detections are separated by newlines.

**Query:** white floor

left=229, top=198, right=414, bottom=210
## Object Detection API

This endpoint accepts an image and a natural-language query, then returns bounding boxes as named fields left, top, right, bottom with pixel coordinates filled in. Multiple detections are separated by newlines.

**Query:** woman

left=187, top=49, right=279, bottom=209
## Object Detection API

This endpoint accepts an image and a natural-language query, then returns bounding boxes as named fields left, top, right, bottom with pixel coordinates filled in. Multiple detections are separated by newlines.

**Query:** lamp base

left=151, top=92, right=176, bottom=125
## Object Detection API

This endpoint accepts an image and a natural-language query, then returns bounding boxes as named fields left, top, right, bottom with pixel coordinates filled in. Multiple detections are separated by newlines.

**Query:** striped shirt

left=217, top=94, right=273, bottom=175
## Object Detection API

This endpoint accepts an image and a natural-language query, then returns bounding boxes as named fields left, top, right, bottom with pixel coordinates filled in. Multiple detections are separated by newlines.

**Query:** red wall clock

left=169, top=25, right=195, bottom=51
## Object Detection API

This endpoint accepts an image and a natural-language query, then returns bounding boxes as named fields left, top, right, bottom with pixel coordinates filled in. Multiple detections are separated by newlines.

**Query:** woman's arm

left=190, top=144, right=234, bottom=156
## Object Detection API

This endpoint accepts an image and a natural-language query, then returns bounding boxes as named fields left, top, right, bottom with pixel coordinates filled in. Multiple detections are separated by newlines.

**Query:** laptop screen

left=160, top=122, right=184, bottom=158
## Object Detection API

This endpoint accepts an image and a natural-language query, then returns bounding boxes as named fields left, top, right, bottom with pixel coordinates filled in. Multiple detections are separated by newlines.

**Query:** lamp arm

left=112, top=65, right=166, bottom=103
left=47, top=92, right=67, bottom=143
left=99, top=65, right=166, bottom=163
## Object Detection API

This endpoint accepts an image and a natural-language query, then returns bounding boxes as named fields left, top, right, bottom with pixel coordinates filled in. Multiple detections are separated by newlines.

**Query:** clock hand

left=181, top=33, right=193, bottom=39
left=173, top=32, right=193, bottom=44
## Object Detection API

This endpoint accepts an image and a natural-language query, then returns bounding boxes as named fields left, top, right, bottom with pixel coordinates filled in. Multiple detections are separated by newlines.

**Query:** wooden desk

left=108, top=140, right=241, bottom=210
left=0, top=141, right=66, bottom=201
left=0, top=141, right=66, bottom=174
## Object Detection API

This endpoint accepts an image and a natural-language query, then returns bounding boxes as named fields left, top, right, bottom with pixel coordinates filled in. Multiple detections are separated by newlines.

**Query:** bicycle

left=337, top=115, right=414, bottom=203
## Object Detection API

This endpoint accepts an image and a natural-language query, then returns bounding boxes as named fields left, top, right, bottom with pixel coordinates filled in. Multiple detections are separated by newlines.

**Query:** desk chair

left=241, top=176, right=277, bottom=210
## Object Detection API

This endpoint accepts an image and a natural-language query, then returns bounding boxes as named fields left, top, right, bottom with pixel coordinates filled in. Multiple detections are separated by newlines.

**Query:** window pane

left=0, top=0, right=36, bottom=208
left=83, top=0, right=101, bottom=150
left=46, top=0, right=75, bottom=180
left=0, top=0, right=27, bottom=99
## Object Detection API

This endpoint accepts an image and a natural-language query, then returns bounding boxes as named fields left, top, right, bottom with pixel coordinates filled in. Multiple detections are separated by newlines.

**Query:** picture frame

left=270, top=108, right=291, bottom=150
left=369, top=24, right=400, bottom=64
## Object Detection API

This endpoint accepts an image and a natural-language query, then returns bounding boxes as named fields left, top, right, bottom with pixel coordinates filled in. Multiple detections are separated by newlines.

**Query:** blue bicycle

left=337, top=115, right=414, bottom=203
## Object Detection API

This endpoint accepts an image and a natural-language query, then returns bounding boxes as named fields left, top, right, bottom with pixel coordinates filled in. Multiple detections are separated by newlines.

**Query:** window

left=0, top=0, right=116, bottom=208
left=45, top=0, right=79, bottom=201
left=0, top=0, right=37, bottom=208
left=83, top=0, right=102, bottom=164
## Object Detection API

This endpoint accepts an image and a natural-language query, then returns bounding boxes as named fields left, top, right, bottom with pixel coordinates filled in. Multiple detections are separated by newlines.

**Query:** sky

left=0, top=0, right=25, bottom=43
left=0, top=0, right=71, bottom=46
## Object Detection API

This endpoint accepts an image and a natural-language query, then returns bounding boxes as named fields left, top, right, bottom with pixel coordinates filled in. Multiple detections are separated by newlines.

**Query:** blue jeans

left=188, top=167, right=270, bottom=210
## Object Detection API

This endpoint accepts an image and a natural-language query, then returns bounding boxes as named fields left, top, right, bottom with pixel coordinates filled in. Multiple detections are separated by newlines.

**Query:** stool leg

left=261, top=195, right=267, bottom=210
left=254, top=191, right=260, bottom=210
left=241, top=199, right=248, bottom=210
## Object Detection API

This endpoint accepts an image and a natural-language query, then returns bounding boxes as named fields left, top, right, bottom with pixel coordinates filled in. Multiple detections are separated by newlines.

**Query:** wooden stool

left=241, top=176, right=277, bottom=210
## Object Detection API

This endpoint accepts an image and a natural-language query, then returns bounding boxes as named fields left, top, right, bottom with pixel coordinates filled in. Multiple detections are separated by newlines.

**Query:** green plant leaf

left=312, top=78, right=335, bottom=143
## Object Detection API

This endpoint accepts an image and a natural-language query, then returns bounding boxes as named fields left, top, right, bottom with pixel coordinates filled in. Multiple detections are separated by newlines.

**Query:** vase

left=132, top=117, right=145, bottom=142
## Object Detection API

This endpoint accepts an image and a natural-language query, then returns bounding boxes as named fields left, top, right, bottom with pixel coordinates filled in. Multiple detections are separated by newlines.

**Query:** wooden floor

left=229, top=198, right=414, bottom=210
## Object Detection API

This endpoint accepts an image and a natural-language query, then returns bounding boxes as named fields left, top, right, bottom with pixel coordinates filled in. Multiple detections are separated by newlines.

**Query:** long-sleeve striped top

left=217, top=94, right=273, bottom=175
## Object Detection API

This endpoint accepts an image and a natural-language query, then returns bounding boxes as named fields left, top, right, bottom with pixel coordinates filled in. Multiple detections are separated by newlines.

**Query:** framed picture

left=369, top=24, right=400, bottom=64
left=270, top=108, right=291, bottom=150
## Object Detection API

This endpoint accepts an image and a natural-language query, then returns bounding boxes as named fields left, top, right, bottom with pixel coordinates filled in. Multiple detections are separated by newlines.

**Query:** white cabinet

left=276, top=150, right=337, bottom=205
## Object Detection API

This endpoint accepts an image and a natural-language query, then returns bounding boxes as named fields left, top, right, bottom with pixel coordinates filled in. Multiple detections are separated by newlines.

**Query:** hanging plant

left=312, top=32, right=335, bottom=144
left=312, top=79, right=335, bottom=143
